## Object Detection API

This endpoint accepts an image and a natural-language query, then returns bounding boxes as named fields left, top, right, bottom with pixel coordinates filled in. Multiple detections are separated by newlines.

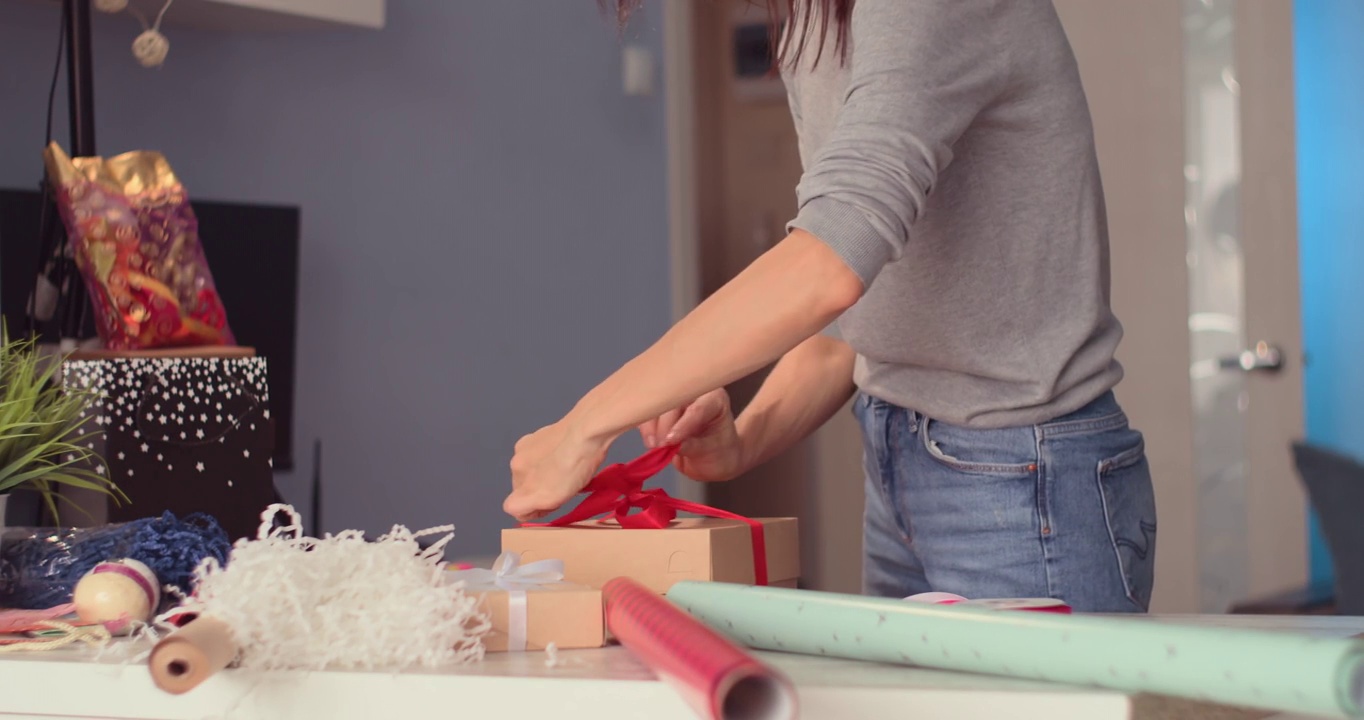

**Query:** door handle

left=1218, top=341, right=1283, bottom=373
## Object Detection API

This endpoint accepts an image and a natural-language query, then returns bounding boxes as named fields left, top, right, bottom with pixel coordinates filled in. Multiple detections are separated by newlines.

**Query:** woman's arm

left=733, top=333, right=857, bottom=474
left=639, top=332, right=857, bottom=484
left=565, top=0, right=1009, bottom=452
left=566, top=228, right=862, bottom=447
left=788, top=0, right=1011, bottom=286
left=503, top=229, right=861, bottom=521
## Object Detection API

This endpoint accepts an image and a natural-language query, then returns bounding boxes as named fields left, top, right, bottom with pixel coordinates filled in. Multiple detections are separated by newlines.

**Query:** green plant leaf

left=0, top=458, right=89, bottom=490
left=51, top=491, right=98, bottom=526
left=0, top=322, right=122, bottom=521
left=41, top=472, right=118, bottom=494
left=40, top=489, right=60, bottom=527
left=0, top=446, right=71, bottom=487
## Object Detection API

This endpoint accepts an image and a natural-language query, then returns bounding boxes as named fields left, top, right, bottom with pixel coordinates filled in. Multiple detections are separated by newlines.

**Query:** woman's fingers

left=638, top=418, right=659, bottom=448
left=640, top=407, right=682, bottom=448
left=654, top=408, right=683, bottom=446
left=640, top=391, right=730, bottom=449
left=664, top=393, right=724, bottom=445
left=662, top=404, right=703, bottom=445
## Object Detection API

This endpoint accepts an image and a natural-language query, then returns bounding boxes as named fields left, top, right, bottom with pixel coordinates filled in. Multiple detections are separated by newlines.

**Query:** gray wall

left=0, top=0, right=672, bottom=555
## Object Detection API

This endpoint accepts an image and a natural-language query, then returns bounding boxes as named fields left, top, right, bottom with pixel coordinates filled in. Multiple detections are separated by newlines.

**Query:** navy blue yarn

left=0, top=512, right=231, bottom=610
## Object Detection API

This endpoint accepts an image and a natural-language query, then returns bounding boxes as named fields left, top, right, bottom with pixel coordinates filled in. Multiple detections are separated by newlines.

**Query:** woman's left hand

left=503, top=420, right=610, bottom=522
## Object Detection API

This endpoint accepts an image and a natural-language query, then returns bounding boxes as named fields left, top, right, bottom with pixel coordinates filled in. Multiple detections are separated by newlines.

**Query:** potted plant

left=0, top=327, right=126, bottom=527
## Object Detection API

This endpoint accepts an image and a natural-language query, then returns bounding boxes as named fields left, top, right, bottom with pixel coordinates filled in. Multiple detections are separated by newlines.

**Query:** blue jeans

left=856, top=390, right=1157, bottom=612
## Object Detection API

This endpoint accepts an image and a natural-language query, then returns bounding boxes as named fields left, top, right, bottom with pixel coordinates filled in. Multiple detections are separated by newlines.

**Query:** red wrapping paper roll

left=603, top=577, right=797, bottom=720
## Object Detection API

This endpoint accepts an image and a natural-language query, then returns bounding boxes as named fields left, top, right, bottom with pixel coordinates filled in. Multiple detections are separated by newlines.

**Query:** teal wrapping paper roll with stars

left=665, top=582, right=1364, bottom=718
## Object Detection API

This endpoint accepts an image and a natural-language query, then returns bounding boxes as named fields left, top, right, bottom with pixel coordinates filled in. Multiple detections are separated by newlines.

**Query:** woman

left=506, top=0, right=1157, bottom=612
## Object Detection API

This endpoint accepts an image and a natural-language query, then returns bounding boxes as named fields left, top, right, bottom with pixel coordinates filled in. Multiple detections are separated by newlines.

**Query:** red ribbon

left=524, top=445, right=769, bottom=586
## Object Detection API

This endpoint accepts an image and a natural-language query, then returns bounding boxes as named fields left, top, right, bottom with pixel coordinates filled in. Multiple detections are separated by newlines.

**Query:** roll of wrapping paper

left=148, top=615, right=239, bottom=695
left=666, top=582, right=1364, bottom=719
left=602, top=577, right=797, bottom=720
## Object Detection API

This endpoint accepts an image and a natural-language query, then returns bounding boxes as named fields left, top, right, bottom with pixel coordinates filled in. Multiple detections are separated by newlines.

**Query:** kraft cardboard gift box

left=460, top=582, right=604, bottom=653
left=501, top=517, right=799, bottom=594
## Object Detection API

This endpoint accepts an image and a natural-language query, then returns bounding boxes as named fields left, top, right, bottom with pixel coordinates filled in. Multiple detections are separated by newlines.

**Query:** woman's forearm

left=565, top=229, right=863, bottom=446
left=733, top=333, right=857, bottom=475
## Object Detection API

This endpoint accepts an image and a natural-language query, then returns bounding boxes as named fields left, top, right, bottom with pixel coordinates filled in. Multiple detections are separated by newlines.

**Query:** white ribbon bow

left=449, top=552, right=565, bottom=590
left=448, top=552, right=565, bottom=651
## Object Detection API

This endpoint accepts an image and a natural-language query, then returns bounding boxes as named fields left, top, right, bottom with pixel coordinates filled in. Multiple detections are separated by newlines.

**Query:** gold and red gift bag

left=44, top=142, right=234, bottom=351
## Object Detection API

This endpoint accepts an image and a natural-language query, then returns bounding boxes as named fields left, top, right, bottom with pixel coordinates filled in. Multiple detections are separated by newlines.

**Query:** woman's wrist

left=731, top=411, right=767, bottom=477
left=562, top=397, right=625, bottom=449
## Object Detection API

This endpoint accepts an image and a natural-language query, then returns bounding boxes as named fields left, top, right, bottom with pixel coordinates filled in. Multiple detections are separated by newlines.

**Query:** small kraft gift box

left=447, top=553, right=604, bottom=653
left=501, top=446, right=800, bottom=594
left=58, top=346, right=277, bottom=541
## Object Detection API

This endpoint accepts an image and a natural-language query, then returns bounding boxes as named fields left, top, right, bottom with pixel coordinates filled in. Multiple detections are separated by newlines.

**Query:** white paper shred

left=174, top=504, right=490, bottom=672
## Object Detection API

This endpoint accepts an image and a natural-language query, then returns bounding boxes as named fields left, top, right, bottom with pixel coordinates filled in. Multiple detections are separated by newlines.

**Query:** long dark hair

left=604, top=1, right=852, bottom=69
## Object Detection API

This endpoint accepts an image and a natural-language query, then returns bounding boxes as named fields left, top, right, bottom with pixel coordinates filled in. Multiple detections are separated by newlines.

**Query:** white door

left=1045, top=0, right=1307, bottom=613
left=666, top=0, right=1311, bottom=613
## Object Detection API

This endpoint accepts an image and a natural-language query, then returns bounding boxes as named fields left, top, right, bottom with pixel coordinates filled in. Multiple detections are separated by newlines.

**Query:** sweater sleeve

left=788, top=0, right=1012, bottom=286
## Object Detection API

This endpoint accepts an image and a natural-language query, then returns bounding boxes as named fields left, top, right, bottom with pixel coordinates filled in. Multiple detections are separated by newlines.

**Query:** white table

left=0, top=614, right=1358, bottom=720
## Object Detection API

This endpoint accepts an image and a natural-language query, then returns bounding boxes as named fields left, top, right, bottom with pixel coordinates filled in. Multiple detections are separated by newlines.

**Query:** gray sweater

left=784, top=0, right=1124, bottom=428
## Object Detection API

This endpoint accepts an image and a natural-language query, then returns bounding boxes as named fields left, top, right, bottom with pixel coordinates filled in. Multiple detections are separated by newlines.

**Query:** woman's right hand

left=638, top=388, right=745, bottom=482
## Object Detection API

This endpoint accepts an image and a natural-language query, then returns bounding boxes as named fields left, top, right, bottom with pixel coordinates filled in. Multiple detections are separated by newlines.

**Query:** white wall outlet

left=622, top=44, right=655, bottom=97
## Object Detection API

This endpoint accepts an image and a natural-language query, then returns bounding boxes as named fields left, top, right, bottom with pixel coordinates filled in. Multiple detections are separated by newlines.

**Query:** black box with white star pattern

left=61, top=356, right=276, bottom=541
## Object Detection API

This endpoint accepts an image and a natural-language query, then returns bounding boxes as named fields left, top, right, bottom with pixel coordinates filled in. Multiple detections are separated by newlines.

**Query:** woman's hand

left=639, top=388, right=746, bottom=483
left=503, top=420, right=610, bottom=522
left=501, top=230, right=862, bottom=522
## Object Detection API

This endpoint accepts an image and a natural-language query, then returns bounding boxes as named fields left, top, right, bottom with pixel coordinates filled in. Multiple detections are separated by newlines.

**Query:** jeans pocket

left=921, top=418, right=1038, bottom=477
left=1095, top=435, right=1158, bottom=610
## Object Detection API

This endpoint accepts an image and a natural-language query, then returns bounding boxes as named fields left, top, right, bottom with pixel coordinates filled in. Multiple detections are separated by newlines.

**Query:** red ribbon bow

left=524, top=445, right=769, bottom=586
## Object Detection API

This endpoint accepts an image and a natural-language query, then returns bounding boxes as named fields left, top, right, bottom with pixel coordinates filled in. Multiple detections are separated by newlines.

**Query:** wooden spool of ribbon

left=148, top=614, right=238, bottom=694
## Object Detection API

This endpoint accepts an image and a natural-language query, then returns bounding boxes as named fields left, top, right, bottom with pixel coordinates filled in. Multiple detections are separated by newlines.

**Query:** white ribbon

left=448, top=552, right=565, bottom=652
